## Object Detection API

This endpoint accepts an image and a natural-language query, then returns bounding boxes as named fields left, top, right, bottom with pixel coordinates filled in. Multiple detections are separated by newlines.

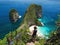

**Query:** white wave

left=19, top=16, right=21, bottom=18
left=41, top=22, right=44, bottom=26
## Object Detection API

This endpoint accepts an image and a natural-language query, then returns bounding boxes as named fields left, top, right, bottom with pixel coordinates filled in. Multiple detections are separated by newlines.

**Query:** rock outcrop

left=21, top=4, right=42, bottom=27
left=9, top=9, right=19, bottom=23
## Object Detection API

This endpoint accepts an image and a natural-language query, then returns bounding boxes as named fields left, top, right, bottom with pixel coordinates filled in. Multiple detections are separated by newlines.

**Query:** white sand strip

left=29, top=25, right=45, bottom=38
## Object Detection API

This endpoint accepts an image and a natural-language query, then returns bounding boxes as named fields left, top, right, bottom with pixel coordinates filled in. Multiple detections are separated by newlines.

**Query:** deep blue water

left=0, top=1, right=60, bottom=39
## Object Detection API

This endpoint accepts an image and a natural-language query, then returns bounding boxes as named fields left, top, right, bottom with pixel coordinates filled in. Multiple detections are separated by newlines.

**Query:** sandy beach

left=29, top=25, right=45, bottom=38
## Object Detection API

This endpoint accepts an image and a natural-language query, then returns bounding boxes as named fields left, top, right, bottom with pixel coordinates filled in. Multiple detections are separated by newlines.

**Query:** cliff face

left=9, top=9, right=19, bottom=23
left=22, top=4, right=42, bottom=27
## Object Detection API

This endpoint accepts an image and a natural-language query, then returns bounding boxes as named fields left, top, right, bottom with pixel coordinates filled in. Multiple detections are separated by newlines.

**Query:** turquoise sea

left=0, top=0, right=60, bottom=39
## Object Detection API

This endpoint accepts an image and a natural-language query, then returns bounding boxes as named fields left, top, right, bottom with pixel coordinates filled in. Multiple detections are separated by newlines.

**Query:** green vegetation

left=0, top=28, right=30, bottom=45
left=22, top=4, right=42, bottom=26
left=44, top=26, right=60, bottom=45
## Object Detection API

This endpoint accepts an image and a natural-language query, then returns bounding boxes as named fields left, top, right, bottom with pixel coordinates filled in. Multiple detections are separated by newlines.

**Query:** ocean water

left=0, top=2, right=29, bottom=39
left=0, top=1, right=60, bottom=39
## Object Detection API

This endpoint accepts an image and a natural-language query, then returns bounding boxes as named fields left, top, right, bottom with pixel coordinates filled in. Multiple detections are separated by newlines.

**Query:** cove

left=38, top=17, right=57, bottom=38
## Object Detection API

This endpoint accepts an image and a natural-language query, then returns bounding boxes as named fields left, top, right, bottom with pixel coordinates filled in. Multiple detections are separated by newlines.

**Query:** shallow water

left=38, top=15, right=57, bottom=38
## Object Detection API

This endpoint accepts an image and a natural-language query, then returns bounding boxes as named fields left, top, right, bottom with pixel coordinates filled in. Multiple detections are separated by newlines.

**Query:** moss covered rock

left=22, top=4, right=42, bottom=27
left=9, top=9, right=19, bottom=23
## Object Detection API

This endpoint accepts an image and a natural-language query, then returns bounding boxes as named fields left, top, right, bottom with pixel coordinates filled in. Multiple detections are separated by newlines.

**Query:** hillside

left=21, top=4, right=42, bottom=28
left=44, top=26, right=60, bottom=45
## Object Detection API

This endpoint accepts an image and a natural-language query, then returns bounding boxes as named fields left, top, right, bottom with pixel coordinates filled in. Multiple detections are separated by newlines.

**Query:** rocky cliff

left=9, top=9, right=19, bottom=23
left=21, top=4, right=42, bottom=27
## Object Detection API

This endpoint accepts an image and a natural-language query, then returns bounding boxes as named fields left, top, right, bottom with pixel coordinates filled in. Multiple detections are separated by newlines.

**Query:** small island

left=9, top=9, right=20, bottom=23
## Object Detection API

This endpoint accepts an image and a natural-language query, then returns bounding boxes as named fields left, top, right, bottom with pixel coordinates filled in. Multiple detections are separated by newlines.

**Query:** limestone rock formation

left=22, top=4, right=42, bottom=27
left=9, top=9, right=19, bottom=23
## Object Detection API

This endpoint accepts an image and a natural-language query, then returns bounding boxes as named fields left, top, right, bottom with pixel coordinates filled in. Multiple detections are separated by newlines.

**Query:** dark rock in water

left=21, top=4, right=42, bottom=26
left=44, top=27, right=60, bottom=45
left=9, top=9, right=19, bottom=23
